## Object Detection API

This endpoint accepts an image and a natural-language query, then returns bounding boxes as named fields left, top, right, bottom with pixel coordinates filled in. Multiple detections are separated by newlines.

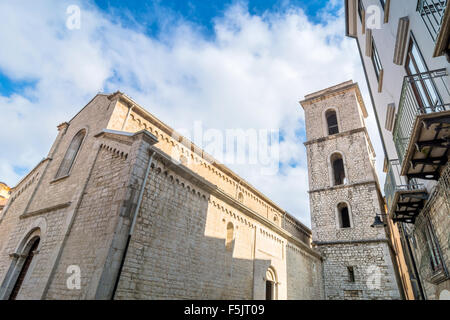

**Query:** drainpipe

left=111, top=149, right=155, bottom=299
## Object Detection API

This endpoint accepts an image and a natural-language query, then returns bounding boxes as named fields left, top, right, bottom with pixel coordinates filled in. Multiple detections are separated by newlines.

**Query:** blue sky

left=0, top=0, right=384, bottom=226
left=92, top=0, right=339, bottom=36
left=1, top=1, right=332, bottom=97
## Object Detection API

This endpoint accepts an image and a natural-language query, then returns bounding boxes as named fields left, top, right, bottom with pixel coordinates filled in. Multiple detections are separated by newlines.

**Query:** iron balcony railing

left=393, top=69, right=450, bottom=164
left=384, top=159, right=426, bottom=213
left=417, top=0, right=448, bottom=42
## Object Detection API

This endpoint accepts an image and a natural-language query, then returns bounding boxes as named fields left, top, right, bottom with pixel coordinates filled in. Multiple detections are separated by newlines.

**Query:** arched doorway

left=9, top=236, right=40, bottom=300
left=265, top=268, right=277, bottom=300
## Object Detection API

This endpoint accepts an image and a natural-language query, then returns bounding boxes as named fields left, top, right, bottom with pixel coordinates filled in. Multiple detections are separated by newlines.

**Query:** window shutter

left=383, top=0, right=391, bottom=23
left=365, top=29, right=373, bottom=57
left=385, top=103, right=396, bottom=131
left=393, top=17, right=409, bottom=65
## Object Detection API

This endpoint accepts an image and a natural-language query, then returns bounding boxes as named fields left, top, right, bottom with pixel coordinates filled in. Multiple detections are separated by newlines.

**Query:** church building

left=0, top=81, right=402, bottom=300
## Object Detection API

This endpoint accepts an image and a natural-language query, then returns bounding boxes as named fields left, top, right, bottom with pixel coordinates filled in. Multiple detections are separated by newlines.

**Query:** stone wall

left=301, top=82, right=402, bottom=300
left=305, top=131, right=376, bottom=191
left=286, top=244, right=323, bottom=299
left=309, top=183, right=387, bottom=243
left=303, top=87, right=366, bottom=142
left=114, top=156, right=323, bottom=300
left=0, top=92, right=323, bottom=300
left=408, top=164, right=450, bottom=300
left=45, top=143, right=130, bottom=299
left=0, top=94, right=120, bottom=300
left=318, top=243, right=400, bottom=300
left=107, top=98, right=289, bottom=231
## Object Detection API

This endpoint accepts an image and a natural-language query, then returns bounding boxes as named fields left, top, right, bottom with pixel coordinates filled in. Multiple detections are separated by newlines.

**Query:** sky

left=0, top=0, right=386, bottom=227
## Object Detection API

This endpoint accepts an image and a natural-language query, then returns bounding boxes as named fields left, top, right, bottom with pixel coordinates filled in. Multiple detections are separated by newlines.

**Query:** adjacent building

left=0, top=182, right=11, bottom=213
left=345, top=0, right=450, bottom=300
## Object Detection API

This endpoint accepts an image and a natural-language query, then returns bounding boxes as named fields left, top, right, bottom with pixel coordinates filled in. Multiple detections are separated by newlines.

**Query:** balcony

left=393, top=69, right=450, bottom=181
left=417, top=0, right=450, bottom=58
left=384, top=160, right=428, bottom=224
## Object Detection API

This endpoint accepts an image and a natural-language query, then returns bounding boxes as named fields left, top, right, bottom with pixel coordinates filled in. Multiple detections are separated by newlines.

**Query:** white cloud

left=0, top=0, right=385, bottom=226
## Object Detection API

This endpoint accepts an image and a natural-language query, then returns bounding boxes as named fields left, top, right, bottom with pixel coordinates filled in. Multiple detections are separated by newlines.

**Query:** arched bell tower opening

left=325, top=109, right=339, bottom=135
left=330, top=152, right=346, bottom=186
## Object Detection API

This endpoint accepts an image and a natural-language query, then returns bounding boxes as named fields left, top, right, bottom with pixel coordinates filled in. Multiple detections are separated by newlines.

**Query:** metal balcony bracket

left=422, top=114, right=450, bottom=130
left=407, top=171, right=441, bottom=180
left=400, top=192, right=429, bottom=201
left=415, top=138, right=450, bottom=151
left=395, top=209, right=421, bottom=216
left=397, top=200, right=425, bottom=209
left=410, top=156, right=448, bottom=168
left=393, top=217, right=416, bottom=224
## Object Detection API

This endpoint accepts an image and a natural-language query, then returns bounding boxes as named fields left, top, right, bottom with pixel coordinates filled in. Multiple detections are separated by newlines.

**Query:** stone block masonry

left=300, top=81, right=402, bottom=300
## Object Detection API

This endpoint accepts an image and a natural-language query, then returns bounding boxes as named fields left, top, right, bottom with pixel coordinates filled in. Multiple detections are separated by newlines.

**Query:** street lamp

left=371, top=213, right=387, bottom=228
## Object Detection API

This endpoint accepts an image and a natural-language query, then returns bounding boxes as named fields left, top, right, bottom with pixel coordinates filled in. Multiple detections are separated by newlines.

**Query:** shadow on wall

left=113, top=163, right=278, bottom=300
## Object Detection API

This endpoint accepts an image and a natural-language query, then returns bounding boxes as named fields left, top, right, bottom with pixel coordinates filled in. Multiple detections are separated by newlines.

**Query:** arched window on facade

left=55, top=130, right=86, bottom=179
left=331, top=153, right=346, bottom=186
left=226, top=222, right=234, bottom=251
left=237, top=192, right=244, bottom=203
left=326, top=110, right=339, bottom=135
left=338, top=202, right=351, bottom=229
left=265, top=267, right=277, bottom=300
left=9, top=236, right=40, bottom=300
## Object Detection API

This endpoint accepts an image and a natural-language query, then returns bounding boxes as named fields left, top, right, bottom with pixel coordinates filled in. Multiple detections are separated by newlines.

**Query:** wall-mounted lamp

left=370, top=213, right=387, bottom=228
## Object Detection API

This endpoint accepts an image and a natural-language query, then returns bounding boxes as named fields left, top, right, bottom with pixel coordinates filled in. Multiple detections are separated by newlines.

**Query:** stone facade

left=0, top=82, right=406, bottom=300
left=300, top=81, right=402, bottom=300
left=0, top=92, right=322, bottom=300
left=406, top=164, right=450, bottom=300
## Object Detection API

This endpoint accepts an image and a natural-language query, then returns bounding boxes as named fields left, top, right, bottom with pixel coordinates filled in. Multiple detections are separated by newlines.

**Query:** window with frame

left=405, top=35, right=442, bottom=112
left=55, top=130, right=86, bottom=179
left=347, top=266, right=355, bottom=282
left=326, top=110, right=339, bottom=135
left=371, top=39, right=383, bottom=81
left=331, top=153, right=346, bottom=186
left=422, top=221, right=443, bottom=274
left=338, top=202, right=351, bottom=229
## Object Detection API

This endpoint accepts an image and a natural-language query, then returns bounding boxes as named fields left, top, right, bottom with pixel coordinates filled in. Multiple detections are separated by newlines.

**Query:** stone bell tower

left=300, top=81, right=401, bottom=300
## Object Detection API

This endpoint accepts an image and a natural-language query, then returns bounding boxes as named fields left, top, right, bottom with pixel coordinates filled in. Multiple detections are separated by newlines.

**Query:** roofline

left=10, top=158, right=50, bottom=191
left=106, top=92, right=311, bottom=233
left=299, top=81, right=368, bottom=118
left=150, top=146, right=317, bottom=253
left=67, top=93, right=112, bottom=124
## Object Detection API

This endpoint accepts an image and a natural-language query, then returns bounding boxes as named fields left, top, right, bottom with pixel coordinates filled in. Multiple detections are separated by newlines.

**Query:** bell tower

left=300, top=81, right=401, bottom=300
